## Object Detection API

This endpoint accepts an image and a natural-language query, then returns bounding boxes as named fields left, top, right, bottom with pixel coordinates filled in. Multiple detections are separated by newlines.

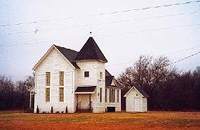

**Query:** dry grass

left=0, top=111, right=200, bottom=130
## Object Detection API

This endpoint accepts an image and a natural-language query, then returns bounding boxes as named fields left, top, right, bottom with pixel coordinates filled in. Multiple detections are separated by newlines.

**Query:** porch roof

left=75, top=86, right=96, bottom=94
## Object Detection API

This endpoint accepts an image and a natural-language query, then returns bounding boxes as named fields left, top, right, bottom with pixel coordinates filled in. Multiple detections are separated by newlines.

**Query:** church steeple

left=75, top=37, right=108, bottom=63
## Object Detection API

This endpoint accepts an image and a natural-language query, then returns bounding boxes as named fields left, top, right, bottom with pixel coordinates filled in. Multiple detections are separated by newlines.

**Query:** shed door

left=134, top=98, right=141, bottom=112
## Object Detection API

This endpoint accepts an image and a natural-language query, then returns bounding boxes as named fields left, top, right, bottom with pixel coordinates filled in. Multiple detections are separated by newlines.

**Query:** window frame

left=46, top=72, right=50, bottom=86
left=100, top=72, right=103, bottom=79
left=84, top=71, right=89, bottom=78
left=109, top=88, right=115, bottom=103
left=100, top=88, right=102, bottom=103
left=45, top=88, right=50, bottom=102
left=59, top=71, right=64, bottom=86
left=59, top=87, right=64, bottom=102
left=105, top=88, right=107, bottom=103
left=117, top=89, right=119, bottom=103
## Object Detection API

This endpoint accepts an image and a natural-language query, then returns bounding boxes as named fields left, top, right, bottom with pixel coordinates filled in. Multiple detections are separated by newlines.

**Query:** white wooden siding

left=34, top=47, right=121, bottom=113
left=34, top=48, right=76, bottom=113
left=125, top=88, right=147, bottom=112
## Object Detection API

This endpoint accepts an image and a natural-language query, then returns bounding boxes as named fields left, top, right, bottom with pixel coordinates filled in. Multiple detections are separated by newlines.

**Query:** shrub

left=51, top=106, right=53, bottom=113
left=65, top=106, right=68, bottom=113
left=36, top=106, right=39, bottom=113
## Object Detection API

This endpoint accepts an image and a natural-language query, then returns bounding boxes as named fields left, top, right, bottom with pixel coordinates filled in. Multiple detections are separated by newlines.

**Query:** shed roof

left=124, top=86, right=149, bottom=98
left=75, top=86, right=96, bottom=94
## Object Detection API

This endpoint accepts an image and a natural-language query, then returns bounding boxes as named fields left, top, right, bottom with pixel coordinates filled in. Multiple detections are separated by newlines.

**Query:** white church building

left=33, top=37, right=121, bottom=113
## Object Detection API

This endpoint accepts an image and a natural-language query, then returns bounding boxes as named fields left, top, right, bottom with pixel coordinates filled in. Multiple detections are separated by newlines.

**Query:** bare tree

left=116, top=56, right=175, bottom=110
left=24, top=76, right=34, bottom=91
left=0, top=75, right=14, bottom=109
left=0, top=75, right=34, bottom=110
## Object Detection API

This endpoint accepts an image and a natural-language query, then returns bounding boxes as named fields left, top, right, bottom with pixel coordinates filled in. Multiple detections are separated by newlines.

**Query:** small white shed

left=124, top=86, right=148, bottom=112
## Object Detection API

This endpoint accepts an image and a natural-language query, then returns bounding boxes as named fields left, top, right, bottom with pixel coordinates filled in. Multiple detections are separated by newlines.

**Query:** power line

left=163, top=42, right=200, bottom=56
left=1, top=22, right=200, bottom=48
left=98, top=10, right=199, bottom=26
left=3, top=9, right=200, bottom=36
left=0, top=40, right=52, bottom=48
left=2, top=4, right=199, bottom=35
left=1, top=39, right=200, bottom=67
left=0, top=0, right=200, bottom=27
left=105, top=41, right=200, bottom=67
left=0, top=17, right=73, bottom=28
left=97, top=0, right=200, bottom=15
left=5, top=9, right=199, bottom=36
left=173, top=50, right=200, bottom=64
left=96, top=23, right=200, bottom=39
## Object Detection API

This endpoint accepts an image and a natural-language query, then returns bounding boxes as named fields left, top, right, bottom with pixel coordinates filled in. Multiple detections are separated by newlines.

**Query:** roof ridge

left=54, top=44, right=78, bottom=52
left=54, top=44, right=79, bottom=69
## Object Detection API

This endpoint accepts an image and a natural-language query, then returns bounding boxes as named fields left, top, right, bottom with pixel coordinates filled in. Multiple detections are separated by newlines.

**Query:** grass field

left=0, top=111, right=200, bottom=130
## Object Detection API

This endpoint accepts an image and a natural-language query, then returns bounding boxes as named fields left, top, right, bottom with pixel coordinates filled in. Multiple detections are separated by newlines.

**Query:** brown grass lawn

left=0, top=111, right=200, bottom=130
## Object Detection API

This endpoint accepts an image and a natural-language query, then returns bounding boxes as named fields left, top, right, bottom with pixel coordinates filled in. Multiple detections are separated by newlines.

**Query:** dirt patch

left=0, top=111, right=200, bottom=130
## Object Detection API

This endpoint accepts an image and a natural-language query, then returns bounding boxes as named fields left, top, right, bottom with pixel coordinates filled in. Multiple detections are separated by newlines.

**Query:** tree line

left=117, top=56, right=200, bottom=110
left=0, top=56, right=200, bottom=111
left=0, top=76, right=34, bottom=110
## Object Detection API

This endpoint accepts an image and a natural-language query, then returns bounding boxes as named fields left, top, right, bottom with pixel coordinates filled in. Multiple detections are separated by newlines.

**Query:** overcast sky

left=0, top=0, right=200, bottom=81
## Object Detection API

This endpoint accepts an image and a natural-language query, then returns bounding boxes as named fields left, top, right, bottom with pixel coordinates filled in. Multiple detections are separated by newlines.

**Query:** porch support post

left=76, top=95, right=78, bottom=112
left=29, top=92, right=32, bottom=109
left=89, top=94, right=91, bottom=111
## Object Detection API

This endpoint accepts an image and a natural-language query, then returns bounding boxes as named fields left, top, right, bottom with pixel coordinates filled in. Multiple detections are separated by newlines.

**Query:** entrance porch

left=75, top=86, right=96, bottom=112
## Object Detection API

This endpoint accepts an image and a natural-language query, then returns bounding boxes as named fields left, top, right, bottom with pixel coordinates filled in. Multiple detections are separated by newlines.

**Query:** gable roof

left=33, top=45, right=80, bottom=70
left=105, top=69, right=115, bottom=87
left=135, top=86, right=149, bottom=98
left=124, top=86, right=149, bottom=98
left=105, top=69, right=112, bottom=77
left=75, top=37, right=108, bottom=62
left=33, top=37, right=108, bottom=70
left=54, top=45, right=80, bottom=68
